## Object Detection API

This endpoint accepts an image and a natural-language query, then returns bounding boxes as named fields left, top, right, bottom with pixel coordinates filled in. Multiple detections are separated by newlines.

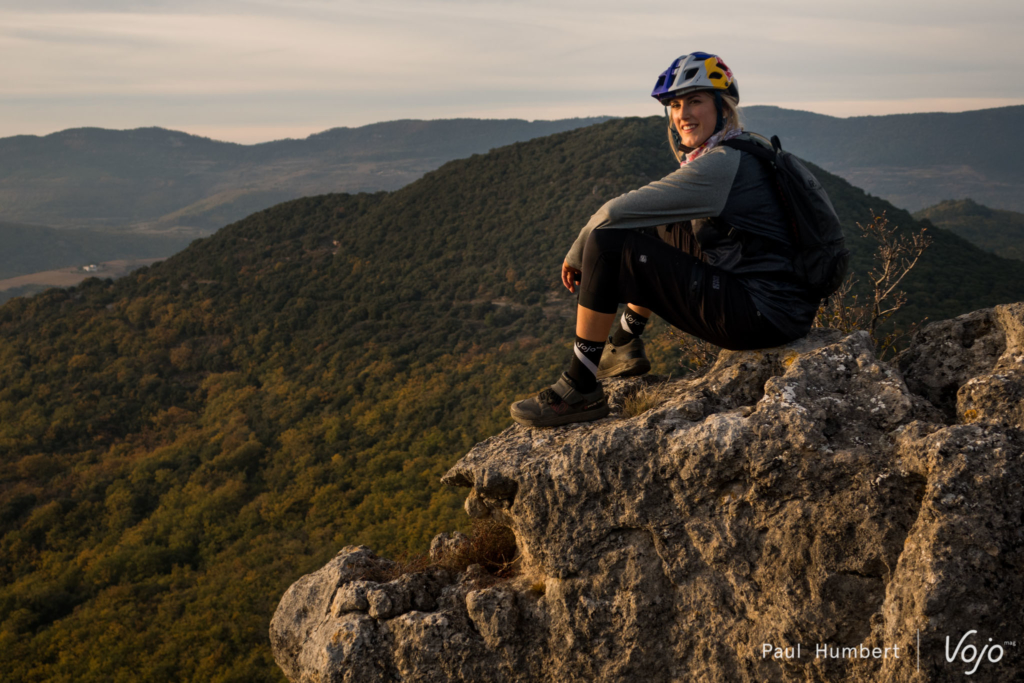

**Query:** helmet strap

left=665, top=105, right=686, bottom=152
left=713, top=91, right=725, bottom=134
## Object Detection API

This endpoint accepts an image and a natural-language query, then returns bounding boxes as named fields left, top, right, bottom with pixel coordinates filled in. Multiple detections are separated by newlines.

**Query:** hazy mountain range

left=0, top=117, right=611, bottom=235
left=1, top=107, right=1021, bottom=292
left=741, top=105, right=1024, bottom=213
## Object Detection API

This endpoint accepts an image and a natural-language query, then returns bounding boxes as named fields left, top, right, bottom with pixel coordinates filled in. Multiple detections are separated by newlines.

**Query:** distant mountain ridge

left=5, top=105, right=1023, bottom=236
left=742, top=105, right=1024, bottom=212
left=0, top=118, right=611, bottom=232
left=914, top=198, right=1024, bottom=261
left=3, top=107, right=1021, bottom=290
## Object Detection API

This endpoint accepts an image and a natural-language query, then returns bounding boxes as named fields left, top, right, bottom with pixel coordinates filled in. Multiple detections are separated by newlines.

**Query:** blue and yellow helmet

left=651, top=52, right=739, bottom=105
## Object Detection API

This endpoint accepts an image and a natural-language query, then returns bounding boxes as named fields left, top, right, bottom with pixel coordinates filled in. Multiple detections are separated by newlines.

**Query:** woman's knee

left=582, top=228, right=628, bottom=269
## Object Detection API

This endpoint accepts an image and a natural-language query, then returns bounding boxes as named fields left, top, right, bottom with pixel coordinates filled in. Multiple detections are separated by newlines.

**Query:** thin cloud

left=0, top=0, right=1021, bottom=141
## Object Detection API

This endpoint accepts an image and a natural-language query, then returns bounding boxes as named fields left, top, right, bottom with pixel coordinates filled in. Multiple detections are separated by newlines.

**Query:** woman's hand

left=561, top=262, right=581, bottom=293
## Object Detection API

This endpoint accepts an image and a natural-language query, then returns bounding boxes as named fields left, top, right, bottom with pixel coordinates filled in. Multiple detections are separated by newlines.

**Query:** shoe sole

left=510, top=403, right=610, bottom=428
left=596, top=358, right=651, bottom=380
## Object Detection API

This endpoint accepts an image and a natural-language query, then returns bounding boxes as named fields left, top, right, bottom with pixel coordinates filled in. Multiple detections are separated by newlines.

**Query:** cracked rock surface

left=271, top=304, right=1024, bottom=683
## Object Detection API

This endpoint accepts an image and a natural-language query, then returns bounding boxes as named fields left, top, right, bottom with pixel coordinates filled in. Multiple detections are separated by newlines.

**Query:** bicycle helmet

left=651, top=52, right=739, bottom=104
left=652, top=52, right=739, bottom=135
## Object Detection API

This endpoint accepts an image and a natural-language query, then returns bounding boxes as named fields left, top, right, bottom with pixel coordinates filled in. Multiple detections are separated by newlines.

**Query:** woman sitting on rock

left=511, top=52, right=820, bottom=428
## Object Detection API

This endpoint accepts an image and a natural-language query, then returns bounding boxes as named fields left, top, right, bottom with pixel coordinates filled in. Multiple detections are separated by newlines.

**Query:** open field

left=0, top=258, right=163, bottom=291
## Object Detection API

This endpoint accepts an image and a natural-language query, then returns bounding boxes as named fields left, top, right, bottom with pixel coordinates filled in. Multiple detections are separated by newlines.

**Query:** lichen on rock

left=271, top=304, right=1024, bottom=682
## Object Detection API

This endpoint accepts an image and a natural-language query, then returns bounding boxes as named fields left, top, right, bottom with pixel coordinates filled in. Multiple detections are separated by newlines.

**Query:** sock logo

left=639, top=254, right=647, bottom=263
left=620, top=310, right=648, bottom=335
left=712, top=275, right=720, bottom=290
left=575, top=341, right=601, bottom=354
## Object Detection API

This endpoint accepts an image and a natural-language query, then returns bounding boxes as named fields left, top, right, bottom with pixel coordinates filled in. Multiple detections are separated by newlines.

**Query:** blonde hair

left=666, top=93, right=742, bottom=163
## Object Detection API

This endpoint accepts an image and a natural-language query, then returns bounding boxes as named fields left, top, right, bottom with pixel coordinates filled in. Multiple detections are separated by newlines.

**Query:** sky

left=2, top=0, right=1023, bottom=144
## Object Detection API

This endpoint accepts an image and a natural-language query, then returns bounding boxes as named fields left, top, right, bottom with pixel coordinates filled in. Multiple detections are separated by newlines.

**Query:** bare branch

left=819, top=210, right=931, bottom=355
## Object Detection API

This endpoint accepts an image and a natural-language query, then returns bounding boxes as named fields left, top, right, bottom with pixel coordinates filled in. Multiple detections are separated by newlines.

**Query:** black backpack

left=722, top=135, right=849, bottom=300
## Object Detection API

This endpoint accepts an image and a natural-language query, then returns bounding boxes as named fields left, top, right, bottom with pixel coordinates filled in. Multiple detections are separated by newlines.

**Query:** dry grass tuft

left=433, top=519, right=520, bottom=578
left=354, top=519, right=520, bottom=585
left=622, top=382, right=669, bottom=417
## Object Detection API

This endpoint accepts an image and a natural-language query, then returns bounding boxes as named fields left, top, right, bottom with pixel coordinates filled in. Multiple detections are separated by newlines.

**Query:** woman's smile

left=669, top=91, right=717, bottom=149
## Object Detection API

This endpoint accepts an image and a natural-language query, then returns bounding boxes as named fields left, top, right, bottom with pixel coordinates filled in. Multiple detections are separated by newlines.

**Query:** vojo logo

left=945, top=630, right=1011, bottom=676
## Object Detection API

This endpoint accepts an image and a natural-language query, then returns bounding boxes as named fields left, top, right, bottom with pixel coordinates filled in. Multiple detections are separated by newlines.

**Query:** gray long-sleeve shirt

left=565, top=135, right=819, bottom=339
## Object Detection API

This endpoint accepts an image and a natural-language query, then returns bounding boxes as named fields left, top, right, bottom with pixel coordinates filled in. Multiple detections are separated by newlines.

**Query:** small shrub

left=666, top=328, right=719, bottom=378
left=815, top=211, right=932, bottom=359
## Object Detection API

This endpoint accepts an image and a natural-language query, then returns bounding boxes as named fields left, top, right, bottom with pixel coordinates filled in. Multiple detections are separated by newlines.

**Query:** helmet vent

left=709, top=72, right=722, bottom=80
left=683, top=68, right=698, bottom=81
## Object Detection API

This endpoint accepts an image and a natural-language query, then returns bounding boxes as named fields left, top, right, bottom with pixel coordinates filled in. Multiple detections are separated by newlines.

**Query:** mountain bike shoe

left=510, top=372, right=609, bottom=428
left=596, top=336, right=651, bottom=379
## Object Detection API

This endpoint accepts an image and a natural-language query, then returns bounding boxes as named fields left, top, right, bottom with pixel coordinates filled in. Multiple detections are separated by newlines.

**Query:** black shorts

left=577, top=225, right=793, bottom=351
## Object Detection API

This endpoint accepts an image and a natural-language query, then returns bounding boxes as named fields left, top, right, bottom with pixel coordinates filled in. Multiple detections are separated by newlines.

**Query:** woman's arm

left=563, top=147, right=742, bottom=269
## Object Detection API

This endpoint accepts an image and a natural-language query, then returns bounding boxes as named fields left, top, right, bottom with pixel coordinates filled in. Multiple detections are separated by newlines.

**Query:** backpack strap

left=721, top=135, right=801, bottom=246
left=720, top=137, right=774, bottom=163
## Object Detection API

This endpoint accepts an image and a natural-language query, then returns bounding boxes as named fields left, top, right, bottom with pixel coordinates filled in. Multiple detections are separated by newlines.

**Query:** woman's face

left=669, top=91, right=718, bottom=149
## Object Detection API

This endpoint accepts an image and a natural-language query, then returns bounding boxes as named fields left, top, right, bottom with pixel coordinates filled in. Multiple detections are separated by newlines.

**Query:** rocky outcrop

left=271, top=304, right=1024, bottom=683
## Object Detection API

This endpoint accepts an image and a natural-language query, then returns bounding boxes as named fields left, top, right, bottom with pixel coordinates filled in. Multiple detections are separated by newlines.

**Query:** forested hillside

left=2, top=117, right=1023, bottom=682
left=915, top=198, right=1024, bottom=261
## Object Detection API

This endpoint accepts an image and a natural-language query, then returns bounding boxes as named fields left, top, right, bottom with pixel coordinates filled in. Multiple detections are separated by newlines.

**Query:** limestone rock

left=465, top=586, right=519, bottom=648
left=332, top=581, right=372, bottom=615
left=429, top=531, right=471, bottom=564
left=897, top=302, right=1023, bottom=422
left=269, top=546, right=399, bottom=682
left=272, top=305, right=1024, bottom=682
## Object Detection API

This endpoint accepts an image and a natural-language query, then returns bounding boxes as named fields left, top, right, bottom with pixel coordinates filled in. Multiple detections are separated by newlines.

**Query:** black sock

left=567, top=336, right=605, bottom=393
left=611, top=309, right=649, bottom=346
